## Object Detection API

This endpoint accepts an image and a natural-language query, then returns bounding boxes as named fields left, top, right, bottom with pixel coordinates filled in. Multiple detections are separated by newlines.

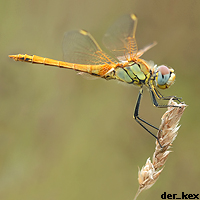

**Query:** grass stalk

left=134, top=99, right=187, bottom=200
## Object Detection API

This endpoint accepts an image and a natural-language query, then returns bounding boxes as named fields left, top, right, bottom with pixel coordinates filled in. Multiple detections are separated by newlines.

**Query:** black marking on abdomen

left=24, top=57, right=32, bottom=62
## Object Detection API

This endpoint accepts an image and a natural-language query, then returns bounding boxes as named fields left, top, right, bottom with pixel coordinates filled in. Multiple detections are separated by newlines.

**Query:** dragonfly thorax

left=115, top=62, right=148, bottom=86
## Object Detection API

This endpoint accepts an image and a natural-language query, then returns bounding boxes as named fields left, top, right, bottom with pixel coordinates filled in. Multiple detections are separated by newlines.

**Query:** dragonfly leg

left=150, top=89, right=182, bottom=108
left=134, top=88, right=162, bottom=148
left=162, top=96, right=182, bottom=103
left=153, top=87, right=182, bottom=103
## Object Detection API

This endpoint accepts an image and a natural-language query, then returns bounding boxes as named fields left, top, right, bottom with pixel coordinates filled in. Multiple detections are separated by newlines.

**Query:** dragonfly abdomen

left=9, top=54, right=115, bottom=77
left=9, top=54, right=89, bottom=71
left=9, top=54, right=66, bottom=67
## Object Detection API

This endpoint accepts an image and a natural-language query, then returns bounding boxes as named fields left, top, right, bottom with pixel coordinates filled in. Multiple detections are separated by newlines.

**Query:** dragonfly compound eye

left=156, top=65, right=175, bottom=89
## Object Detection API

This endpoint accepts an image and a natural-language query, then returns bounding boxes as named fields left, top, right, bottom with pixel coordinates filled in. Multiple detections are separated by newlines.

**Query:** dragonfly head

left=155, top=65, right=175, bottom=89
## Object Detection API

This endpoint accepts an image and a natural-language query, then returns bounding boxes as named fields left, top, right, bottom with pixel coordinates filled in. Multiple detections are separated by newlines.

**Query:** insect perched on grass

left=9, top=14, right=182, bottom=147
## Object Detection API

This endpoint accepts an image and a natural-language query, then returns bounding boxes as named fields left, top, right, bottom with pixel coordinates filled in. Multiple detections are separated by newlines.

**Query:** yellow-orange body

left=9, top=52, right=154, bottom=88
left=9, top=14, right=176, bottom=98
left=9, top=14, right=180, bottom=147
left=9, top=53, right=115, bottom=77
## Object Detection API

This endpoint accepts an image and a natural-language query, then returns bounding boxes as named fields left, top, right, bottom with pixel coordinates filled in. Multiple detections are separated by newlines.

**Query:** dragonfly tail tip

left=8, top=54, right=18, bottom=61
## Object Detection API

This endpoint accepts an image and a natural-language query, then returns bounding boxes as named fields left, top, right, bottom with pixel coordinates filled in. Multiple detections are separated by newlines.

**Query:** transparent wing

left=102, top=14, right=138, bottom=62
left=63, top=30, right=118, bottom=65
left=136, top=41, right=157, bottom=57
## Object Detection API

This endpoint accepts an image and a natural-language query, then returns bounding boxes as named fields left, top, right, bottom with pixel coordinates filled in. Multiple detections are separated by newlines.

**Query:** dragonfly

left=9, top=14, right=181, bottom=147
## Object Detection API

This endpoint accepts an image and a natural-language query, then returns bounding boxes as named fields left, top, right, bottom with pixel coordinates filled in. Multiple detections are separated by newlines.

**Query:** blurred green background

left=1, top=0, right=200, bottom=199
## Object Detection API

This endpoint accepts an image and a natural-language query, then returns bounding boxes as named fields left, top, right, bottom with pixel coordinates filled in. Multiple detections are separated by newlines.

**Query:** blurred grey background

left=1, top=0, right=200, bottom=199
